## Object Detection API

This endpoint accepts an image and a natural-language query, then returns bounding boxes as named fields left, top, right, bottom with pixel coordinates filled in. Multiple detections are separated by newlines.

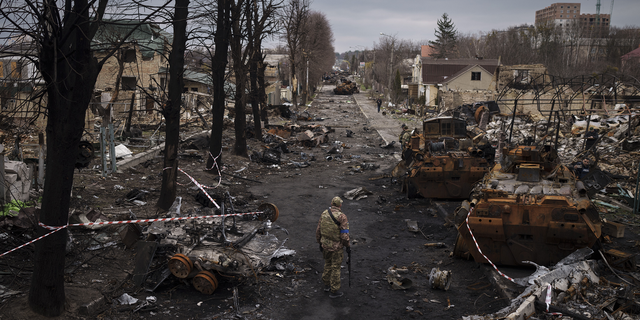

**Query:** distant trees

left=429, top=13, right=458, bottom=59
left=282, top=0, right=310, bottom=108
left=298, top=11, right=335, bottom=102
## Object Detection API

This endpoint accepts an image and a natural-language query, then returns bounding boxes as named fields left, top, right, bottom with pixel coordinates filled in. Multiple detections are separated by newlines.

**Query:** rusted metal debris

left=397, top=116, right=495, bottom=199
left=333, top=79, right=359, bottom=95
left=453, top=145, right=603, bottom=267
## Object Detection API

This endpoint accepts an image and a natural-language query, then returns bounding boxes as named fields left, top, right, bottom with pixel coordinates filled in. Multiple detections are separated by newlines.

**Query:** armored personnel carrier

left=398, top=116, right=494, bottom=199
left=452, top=145, right=603, bottom=266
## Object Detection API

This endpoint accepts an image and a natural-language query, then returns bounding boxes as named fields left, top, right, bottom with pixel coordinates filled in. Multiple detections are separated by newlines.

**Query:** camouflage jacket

left=399, top=130, right=411, bottom=146
left=316, top=206, right=350, bottom=252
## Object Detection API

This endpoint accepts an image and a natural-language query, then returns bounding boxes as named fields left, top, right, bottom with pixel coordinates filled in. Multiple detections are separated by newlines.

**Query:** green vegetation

left=2, top=199, right=29, bottom=217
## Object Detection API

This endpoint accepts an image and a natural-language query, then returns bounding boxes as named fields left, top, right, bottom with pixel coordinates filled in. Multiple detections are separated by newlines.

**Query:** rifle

left=347, top=247, right=351, bottom=287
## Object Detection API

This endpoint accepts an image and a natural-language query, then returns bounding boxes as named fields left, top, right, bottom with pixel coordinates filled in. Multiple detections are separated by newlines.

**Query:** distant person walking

left=316, top=196, right=350, bottom=298
left=376, top=98, right=382, bottom=113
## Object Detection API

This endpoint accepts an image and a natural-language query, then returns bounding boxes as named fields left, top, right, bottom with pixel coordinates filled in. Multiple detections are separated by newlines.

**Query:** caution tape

left=465, top=207, right=516, bottom=284
left=545, top=283, right=563, bottom=316
left=0, top=226, right=66, bottom=258
left=160, top=166, right=221, bottom=209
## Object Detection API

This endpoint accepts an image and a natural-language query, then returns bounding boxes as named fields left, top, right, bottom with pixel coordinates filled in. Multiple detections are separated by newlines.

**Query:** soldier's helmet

left=331, top=196, right=343, bottom=206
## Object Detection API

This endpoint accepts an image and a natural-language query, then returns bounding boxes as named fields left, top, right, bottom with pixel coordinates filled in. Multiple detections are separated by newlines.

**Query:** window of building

left=560, top=5, right=563, bottom=8
left=514, top=70, right=530, bottom=84
left=122, top=49, right=136, bottom=63
left=471, top=72, right=481, bottom=81
left=560, top=15, right=563, bottom=17
left=121, top=76, right=136, bottom=90
left=574, top=15, right=576, bottom=18
left=191, top=87, right=198, bottom=92
left=441, top=122, right=452, bottom=135
left=560, top=10, right=563, bottom=13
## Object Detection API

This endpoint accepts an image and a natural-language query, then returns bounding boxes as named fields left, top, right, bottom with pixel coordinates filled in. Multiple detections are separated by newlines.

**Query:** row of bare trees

left=343, top=22, right=640, bottom=96
left=0, top=0, right=335, bottom=316
left=456, top=24, right=640, bottom=79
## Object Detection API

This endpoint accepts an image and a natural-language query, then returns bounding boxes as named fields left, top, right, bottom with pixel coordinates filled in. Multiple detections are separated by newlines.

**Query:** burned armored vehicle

left=144, top=197, right=289, bottom=295
left=398, top=116, right=494, bottom=199
left=333, top=79, right=359, bottom=95
left=452, top=145, right=603, bottom=266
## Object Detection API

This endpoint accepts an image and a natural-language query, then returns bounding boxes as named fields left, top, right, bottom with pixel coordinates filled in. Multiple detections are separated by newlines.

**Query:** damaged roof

left=93, top=20, right=171, bottom=59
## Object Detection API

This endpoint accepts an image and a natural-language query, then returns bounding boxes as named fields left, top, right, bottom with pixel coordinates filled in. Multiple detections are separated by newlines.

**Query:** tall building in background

left=535, top=2, right=610, bottom=36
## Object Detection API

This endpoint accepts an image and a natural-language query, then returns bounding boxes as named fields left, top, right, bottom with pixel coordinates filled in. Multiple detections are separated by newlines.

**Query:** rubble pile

left=478, top=111, right=639, bottom=203
left=465, top=251, right=640, bottom=320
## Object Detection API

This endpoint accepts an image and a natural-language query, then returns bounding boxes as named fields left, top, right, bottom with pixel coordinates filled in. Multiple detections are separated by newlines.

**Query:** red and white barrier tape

left=1, top=210, right=263, bottom=257
left=161, top=166, right=221, bottom=209
left=545, top=283, right=563, bottom=316
left=0, top=226, right=66, bottom=258
left=465, top=207, right=516, bottom=284
left=177, top=167, right=220, bottom=209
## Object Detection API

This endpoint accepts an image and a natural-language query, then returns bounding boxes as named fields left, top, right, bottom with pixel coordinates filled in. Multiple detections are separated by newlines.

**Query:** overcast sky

left=299, top=0, right=639, bottom=53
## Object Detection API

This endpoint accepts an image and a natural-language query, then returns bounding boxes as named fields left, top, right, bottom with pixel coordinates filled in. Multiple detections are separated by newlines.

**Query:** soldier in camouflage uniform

left=316, top=196, right=350, bottom=298
left=399, top=124, right=411, bottom=148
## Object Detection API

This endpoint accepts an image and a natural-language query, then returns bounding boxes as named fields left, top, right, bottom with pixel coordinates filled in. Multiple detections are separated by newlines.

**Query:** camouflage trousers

left=322, top=249, right=344, bottom=293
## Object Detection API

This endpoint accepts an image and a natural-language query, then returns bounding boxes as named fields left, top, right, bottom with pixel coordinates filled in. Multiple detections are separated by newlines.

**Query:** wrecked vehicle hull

left=149, top=202, right=289, bottom=295
left=399, top=117, right=494, bottom=199
left=453, top=146, right=603, bottom=266
left=404, top=151, right=490, bottom=199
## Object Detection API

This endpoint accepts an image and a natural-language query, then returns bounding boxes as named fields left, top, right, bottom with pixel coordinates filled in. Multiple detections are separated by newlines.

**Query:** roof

left=93, top=20, right=170, bottom=59
left=263, top=54, right=288, bottom=67
left=621, top=46, right=640, bottom=60
left=159, top=67, right=212, bottom=86
left=421, top=59, right=499, bottom=84
left=421, top=45, right=435, bottom=58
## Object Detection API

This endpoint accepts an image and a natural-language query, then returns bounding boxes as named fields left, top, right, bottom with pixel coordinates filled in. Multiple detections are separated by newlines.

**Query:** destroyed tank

left=149, top=197, right=286, bottom=295
left=398, top=117, right=494, bottom=199
left=452, top=145, right=603, bottom=266
left=333, top=79, right=359, bottom=95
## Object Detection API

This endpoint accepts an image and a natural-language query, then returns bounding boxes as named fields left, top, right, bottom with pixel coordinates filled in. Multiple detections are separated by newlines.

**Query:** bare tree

left=298, top=11, right=334, bottom=101
left=0, top=0, right=170, bottom=315
left=248, top=0, right=282, bottom=140
left=282, top=0, right=309, bottom=108
left=157, top=0, right=189, bottom=210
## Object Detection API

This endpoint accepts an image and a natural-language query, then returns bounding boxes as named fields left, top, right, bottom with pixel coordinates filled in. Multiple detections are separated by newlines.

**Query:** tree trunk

left=157, top=0, right=189, bottom=210
left=258, top=58, right=268, bottom=126
left=29, top=0, right=103, bottom=315
left=250, top=50, right=262, bottom=141
left=231, top=0, right=248, bottom=157
left=207, top=0, right=231, bottom=170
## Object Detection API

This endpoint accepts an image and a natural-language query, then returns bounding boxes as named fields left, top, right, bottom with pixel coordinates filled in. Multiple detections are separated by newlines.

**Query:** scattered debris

left=344, top=187, right=373, bottom=200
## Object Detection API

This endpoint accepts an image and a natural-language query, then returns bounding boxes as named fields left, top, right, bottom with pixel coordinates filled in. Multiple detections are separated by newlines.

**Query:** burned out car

left=452, top=145, right=603, bottom=266
left=144, top=197, right=290, bottom=295
left=398, top=116, right=494, bottom=199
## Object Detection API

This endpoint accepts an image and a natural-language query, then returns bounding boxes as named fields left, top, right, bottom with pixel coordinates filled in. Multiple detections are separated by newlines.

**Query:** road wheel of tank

left=193, top=271, right=218, bottom=295
left=168, top=253, right=193, bottom=279
left=257, top=203, right=279, bottom=222
left=406, top=180, right=419, bottom=199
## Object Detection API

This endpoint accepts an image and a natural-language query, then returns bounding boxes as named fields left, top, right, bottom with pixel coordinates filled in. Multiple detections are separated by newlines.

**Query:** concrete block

left=4, top=173, right=17, bottom=184
left=602, top=221, right=625, bottom=238
left=4, top=160, right=28, bottom=181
